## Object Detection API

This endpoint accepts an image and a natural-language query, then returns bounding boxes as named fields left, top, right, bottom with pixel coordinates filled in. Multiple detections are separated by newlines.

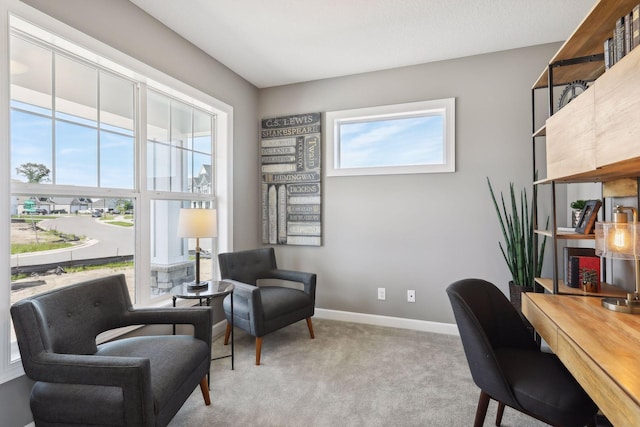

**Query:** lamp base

left=186, top=282, right=209, bottom=291
left=601, top=297, right=640, bottom=314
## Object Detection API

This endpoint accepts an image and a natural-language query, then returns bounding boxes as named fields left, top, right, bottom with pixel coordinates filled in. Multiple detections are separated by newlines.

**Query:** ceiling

left=129, top=0, right=596, bottom=89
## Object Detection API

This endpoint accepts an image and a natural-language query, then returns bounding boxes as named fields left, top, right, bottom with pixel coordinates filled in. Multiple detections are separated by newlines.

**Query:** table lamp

left=595, top=205, right=640, bottom=313
left=177, top=208, right=217, bottom=290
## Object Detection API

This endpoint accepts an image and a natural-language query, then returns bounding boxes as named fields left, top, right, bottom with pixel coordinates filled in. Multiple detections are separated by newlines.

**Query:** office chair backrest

left=446, top=278, right=538, bottom=408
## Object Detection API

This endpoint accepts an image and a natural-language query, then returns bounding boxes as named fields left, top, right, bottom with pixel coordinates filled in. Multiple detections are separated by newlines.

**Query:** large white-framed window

left=325, top=98, right=455, bottom=177
left=0, top=5, right=233, bottom=383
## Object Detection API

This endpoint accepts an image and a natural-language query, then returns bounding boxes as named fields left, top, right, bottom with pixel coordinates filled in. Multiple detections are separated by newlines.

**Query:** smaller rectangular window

left=326, top=98, right=455, bottom=176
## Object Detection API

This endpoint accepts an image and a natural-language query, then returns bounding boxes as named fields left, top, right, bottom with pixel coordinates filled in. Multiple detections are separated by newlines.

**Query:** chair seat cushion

left=97, top=335, right=209, bottom=413
left=496, top=347, right=597, bottom=426
left=260, top=287, right=312, bottom=320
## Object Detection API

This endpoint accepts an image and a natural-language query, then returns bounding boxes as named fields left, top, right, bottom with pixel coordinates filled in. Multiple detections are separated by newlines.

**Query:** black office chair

left=446, top=278, right=598, bottom=427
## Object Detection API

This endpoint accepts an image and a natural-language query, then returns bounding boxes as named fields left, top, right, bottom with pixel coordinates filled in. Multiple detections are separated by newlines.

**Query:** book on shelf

left=604, top=37, right=613, bottom=70
left=569, top=255, right=601, bottom=291
left=634, top=5, right=640, bottom=48
left=564, top=247, right=596, bottom=287
left=626, top=12, right=632, bottom=55
left=615, top=15, right=625, bottom=63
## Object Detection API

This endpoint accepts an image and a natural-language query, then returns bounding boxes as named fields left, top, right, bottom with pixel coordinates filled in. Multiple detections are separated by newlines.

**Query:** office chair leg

left=474, top=391, right=490, bottom=427
left=199, top=376, right=211, bottom=406
left=223, top=321, right=231, bottom=345
left=256, top=337, right=263, bottom=365
left=306, top=317, right=315, bottom=339
left=495, top=401, right=505, bottom=426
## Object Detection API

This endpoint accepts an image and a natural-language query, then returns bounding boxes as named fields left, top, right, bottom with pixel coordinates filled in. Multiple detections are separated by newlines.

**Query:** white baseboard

left=314, top=308, right=459, bottom=336
left=211, top=309, right=459, bottom=337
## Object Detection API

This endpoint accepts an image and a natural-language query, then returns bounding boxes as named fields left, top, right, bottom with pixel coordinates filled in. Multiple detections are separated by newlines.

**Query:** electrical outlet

left=378, top=288, right=386, bottom=301
left=407, top=290, right=416, bottom=303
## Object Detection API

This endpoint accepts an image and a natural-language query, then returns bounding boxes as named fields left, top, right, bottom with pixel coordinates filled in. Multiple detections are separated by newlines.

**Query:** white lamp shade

left=177, top=208, right=217, bottom=238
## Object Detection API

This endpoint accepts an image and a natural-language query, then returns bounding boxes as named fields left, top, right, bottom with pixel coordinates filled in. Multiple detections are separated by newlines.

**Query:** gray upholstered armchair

left=11, top=274, right=212, bottom=427
left=218, top=248, right=316, bottom=365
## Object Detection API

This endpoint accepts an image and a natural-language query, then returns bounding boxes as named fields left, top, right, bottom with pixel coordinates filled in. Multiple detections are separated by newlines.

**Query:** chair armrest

left=125, top=308, right=212, bottom=347
left=267, top=269, right=316, bottom=299
left=221, top=280, right=264, bottom=334
left=31, top=352, right=154, bottom=425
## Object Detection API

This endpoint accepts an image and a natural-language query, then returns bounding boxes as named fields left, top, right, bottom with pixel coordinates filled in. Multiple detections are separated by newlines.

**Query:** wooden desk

left=522, top=293, right=640, bottom=426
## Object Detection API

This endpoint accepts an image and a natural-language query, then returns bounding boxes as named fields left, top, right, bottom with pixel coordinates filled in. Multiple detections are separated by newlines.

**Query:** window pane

left=147, top=141, right=171, bottom=191
left=147, top=91, right=214, bottom=193
left=326, top=98, right=455, bottom=176
left=100, top=131, right=134, bottom=189
left=193, top=109, right=212, bottom=154
left=339, top=115, right=444, bottom=168
left=10, top=110, right=53, bottom=183
left=11, top=195, right=136, bottom=359
left=10, top=35, right=52, bottom=114
left=100, top=72, right=134, bottom=136
left=171, top=100, right=191, bottom=149
left=193, top=152, right=212, bottom=194
left=55, top=55, right=97, bottom=125
left=150, top=199, right=213, bottom=297
left=55, top=121, right=98, bottom=186
left=147, top=90, right=170, bottom=143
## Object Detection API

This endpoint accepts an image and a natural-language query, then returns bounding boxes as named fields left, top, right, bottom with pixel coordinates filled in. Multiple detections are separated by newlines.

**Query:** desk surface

left=522, top=293, right=640, bottom=426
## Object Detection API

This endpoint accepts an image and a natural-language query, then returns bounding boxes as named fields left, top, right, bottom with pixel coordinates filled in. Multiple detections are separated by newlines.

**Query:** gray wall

left=259, top=43, right=561, bottom=324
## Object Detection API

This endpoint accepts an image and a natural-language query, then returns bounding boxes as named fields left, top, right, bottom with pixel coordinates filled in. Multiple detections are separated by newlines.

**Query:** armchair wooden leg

left=495, top=401, right=505, bottom=426
left=474, top=391, right=490, bottom=427
left=306, top=317, right=315, bottom=339
left=199, top=376, right=211, bottom=406
left=256, top=337, right=263, bottom=365
left=224, top=321, right=231, bottom=345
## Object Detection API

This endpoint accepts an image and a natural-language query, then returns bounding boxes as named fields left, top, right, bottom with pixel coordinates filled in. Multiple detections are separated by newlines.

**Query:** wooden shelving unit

left=532, top=0, right=640, bottom=296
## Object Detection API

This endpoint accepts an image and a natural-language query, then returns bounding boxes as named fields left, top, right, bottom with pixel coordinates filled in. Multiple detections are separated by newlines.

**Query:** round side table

left=170, top=280, right=234, bottom=371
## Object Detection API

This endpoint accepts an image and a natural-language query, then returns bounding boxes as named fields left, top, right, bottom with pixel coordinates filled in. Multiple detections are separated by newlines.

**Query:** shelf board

left=533, top=0, right=638, bottom=89
left=535, top=278, right=627, bottom=298
left=536, top=156, right=640, bottom=184
left=534, top=229, right=595, bottom=239
left=532, top=125, right=546, bottom=138
left=557, top=231, right=595, bottom=240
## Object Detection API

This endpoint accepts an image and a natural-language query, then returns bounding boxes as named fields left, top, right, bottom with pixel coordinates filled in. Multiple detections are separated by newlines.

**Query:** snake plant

left=487, top=178, right=548, bottom=288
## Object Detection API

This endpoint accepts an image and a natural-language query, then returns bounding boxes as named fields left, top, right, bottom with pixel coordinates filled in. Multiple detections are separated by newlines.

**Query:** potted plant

left=570, top=199, right=587, bottom=227
left=487, top=178, right=548, bottom=312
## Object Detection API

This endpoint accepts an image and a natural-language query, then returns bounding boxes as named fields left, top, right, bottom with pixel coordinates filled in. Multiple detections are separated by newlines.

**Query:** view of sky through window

left=338, top=114, right=444, bottom=169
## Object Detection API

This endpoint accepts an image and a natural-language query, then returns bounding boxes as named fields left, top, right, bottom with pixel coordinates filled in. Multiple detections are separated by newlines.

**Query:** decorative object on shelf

left=177, top=208, right=218, bottom=291
left=570, top=199, right=587, bottom=227
left=557, top=80, right=588, bottom=110
left=575, top=199, right=602, bottom=234
left=580, top=267, right=599, bottom=293
left=595, top=205, right=640, bottom=313
left=487, top=178, right=548, bottom=310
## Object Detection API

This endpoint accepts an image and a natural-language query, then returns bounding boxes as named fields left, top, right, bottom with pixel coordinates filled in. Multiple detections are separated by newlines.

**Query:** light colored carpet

left=169, top=318, right=551, bottom=427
